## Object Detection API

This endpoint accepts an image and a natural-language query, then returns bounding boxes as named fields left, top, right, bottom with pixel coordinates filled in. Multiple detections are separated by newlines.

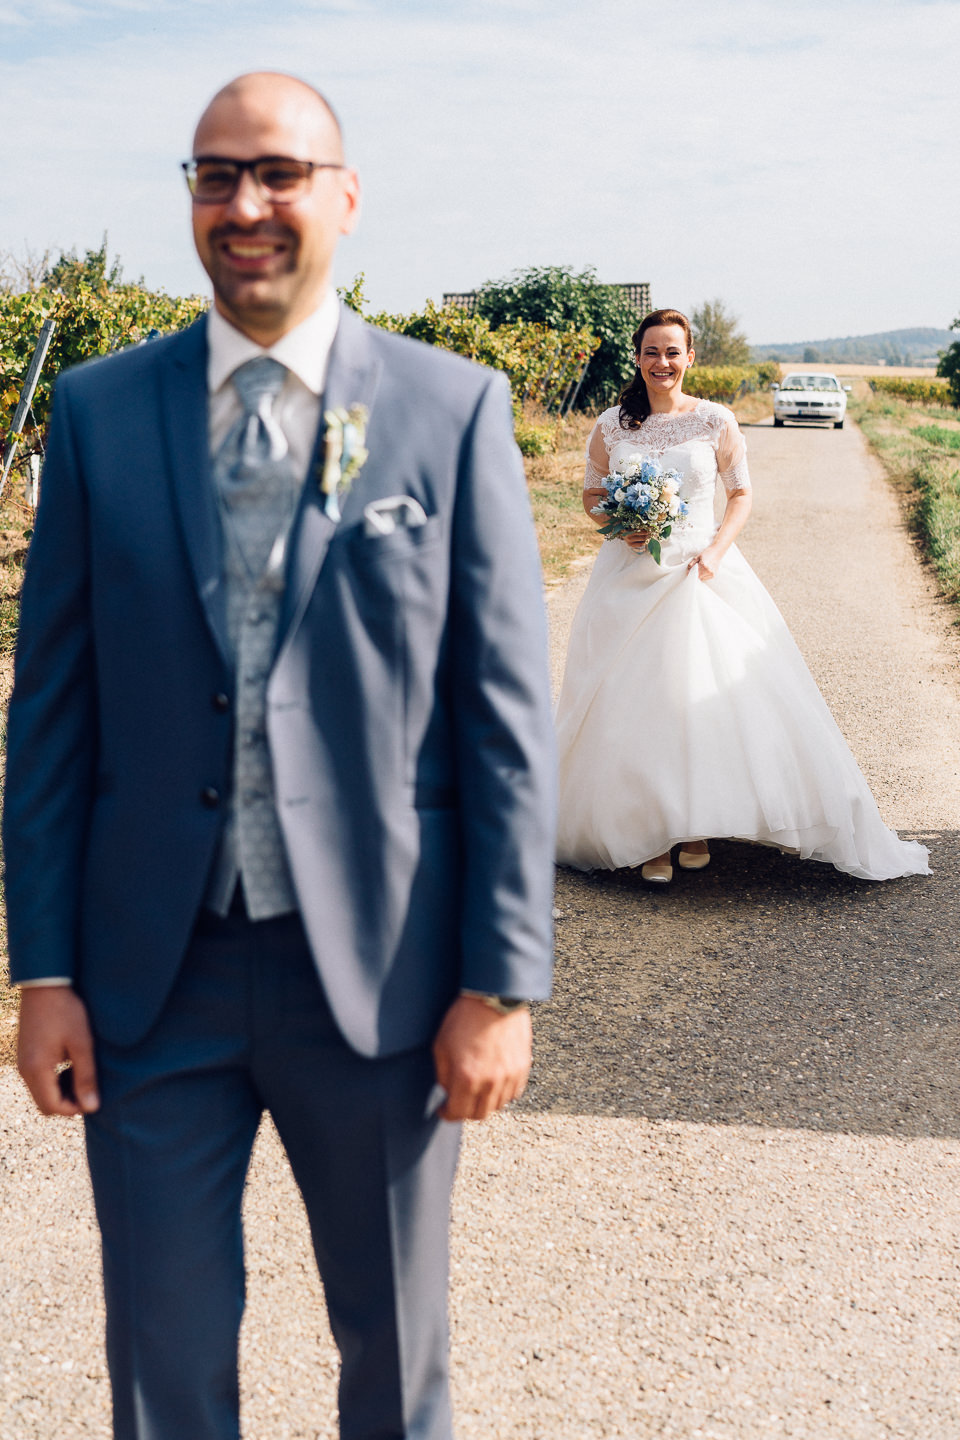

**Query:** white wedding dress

left=555, top=400, right=930, bottom=880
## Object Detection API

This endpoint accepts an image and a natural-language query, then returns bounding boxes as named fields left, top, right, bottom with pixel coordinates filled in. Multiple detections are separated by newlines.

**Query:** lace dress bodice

left=584, top=400, right=751, bottom=555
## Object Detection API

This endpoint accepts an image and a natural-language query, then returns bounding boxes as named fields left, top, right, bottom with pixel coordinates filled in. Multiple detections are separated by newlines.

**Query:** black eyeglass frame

left=181, top=155, right=347, bottom=203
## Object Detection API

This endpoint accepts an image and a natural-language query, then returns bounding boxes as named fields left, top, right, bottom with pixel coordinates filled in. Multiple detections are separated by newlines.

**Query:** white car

left=772, top=371, right=851, bottom=429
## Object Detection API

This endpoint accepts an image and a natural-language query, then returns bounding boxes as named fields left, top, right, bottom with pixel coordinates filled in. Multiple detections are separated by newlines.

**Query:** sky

left=1, top=0, right=957, bottom=344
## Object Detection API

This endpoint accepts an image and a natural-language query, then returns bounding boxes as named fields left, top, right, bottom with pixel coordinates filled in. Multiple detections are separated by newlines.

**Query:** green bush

left=936, top=317, right=960, bottom=408
left=0, top=273, right=205, bottom=445
left=684, top=365, right=757, bottom=403
left=513, top=419, right=557, bottom=457
left=365, top=295, right=599, bottom=416
left=473, top=265, right=640, bottom=412
left=867, top=376, right=952, bottom=404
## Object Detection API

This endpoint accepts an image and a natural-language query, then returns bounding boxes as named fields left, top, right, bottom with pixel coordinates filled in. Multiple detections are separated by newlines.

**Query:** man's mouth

left=210, top=229, right=291, bottom=268
left=223, top=240, right=283, bottom=259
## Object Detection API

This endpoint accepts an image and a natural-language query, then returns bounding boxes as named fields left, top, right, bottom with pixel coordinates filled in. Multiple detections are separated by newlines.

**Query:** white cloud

left=2, top=0, right=957, bottom=339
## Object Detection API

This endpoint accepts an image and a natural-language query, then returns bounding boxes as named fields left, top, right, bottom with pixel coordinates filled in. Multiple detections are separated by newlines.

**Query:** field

left=822, top=363, right=939, bottom=379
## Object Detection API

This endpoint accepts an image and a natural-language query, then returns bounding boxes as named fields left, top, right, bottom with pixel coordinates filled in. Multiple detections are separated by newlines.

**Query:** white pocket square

left=363, top=495, right=428, bottom=537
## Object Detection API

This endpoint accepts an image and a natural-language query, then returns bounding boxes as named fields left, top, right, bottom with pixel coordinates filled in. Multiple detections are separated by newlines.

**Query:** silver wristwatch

left=460, top=990, right=529, bottom=1015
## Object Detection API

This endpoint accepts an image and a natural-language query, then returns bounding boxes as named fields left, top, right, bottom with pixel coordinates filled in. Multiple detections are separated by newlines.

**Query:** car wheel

left=834, top=420, right=844, bottom=430
left=773, top=416, right=784, bottom=427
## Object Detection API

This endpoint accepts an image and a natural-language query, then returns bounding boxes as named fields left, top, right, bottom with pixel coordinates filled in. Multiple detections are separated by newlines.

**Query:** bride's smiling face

left=636, top=325, right=695, bottom=398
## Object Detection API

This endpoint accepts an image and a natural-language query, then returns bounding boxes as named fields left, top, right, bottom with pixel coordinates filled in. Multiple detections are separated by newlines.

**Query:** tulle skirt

left=555, top=539, right=930, bottom=880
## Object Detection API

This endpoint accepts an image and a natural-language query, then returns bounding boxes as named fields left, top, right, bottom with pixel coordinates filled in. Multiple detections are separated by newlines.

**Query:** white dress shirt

left=207, top=289, right=340, bottom=482
left=19, top=291, right=342, bottom=988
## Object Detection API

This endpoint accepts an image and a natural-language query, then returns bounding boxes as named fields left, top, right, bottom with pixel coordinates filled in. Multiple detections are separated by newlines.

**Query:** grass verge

left=850, top=392, right=960, bottom=604
left=523, top=410, right=602, bottom=588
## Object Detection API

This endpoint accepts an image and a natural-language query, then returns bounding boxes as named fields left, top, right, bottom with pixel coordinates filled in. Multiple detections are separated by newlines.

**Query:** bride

left=554, top=308, right=930, bottom=884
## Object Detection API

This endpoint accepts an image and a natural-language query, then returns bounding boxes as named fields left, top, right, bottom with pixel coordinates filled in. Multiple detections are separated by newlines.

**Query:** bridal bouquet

left=590, top=455, right=689, bottom=564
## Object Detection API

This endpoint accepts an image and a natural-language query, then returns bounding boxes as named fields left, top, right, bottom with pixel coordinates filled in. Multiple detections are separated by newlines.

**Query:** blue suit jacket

left=3, top=307, right=556, bottom=1054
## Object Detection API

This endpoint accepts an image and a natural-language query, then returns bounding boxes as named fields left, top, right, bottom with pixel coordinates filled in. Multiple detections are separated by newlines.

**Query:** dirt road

left=3, top=418, right=960, bottom=1438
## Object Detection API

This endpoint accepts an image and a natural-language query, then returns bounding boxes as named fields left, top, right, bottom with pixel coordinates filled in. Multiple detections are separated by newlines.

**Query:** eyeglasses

left=181, top=155, right=346, bottom=204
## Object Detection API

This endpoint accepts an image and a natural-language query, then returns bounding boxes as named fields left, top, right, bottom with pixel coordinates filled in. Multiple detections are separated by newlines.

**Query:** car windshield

left=780, top=374, right=840, bottom=391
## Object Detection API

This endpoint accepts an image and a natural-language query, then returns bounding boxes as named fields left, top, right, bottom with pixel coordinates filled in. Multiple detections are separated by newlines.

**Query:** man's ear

left=339, top=170, right=362, bottom=237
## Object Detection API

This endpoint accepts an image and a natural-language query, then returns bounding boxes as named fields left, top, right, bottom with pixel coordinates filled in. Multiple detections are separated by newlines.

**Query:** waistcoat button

left=200, top=786, right=221, bottom=808
left=212, top=692, right=230, bottom=713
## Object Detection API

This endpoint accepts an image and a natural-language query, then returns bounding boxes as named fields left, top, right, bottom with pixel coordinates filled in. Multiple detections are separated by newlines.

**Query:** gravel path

left=3, top=418, right=960, bottom=1438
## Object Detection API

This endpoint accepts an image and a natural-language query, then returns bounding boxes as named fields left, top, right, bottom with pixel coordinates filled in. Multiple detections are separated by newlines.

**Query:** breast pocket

left=351, top=513, right=443, bottom=567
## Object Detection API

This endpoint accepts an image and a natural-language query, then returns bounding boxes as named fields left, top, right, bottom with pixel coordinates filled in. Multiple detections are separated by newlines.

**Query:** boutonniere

left=319, top=404, right=369, bottom=521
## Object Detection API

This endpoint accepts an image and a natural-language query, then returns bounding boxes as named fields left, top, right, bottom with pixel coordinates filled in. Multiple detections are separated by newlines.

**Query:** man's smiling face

left=190, top=73, right=359, bottom=345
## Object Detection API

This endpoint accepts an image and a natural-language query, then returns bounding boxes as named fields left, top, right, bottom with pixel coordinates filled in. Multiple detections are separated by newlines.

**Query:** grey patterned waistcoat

left=205, top=357, right=307, bottom=918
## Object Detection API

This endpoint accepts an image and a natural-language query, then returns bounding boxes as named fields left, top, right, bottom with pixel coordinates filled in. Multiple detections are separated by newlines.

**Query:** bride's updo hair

left=618, top=307, right=694, bottom=429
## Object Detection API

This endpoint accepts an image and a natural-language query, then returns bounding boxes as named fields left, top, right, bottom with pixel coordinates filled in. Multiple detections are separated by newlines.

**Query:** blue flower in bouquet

left=588, top=452, right=688, bottom=564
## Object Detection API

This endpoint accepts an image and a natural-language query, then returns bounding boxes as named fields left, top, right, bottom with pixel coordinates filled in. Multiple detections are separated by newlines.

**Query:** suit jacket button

left=200, top=786, right=221, bottom=808
left=212, top=692, right=230, bottom=713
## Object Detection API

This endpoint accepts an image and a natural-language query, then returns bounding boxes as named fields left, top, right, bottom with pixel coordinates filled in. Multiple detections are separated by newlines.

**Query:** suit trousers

left=83, top=901, right=462, bottom=1440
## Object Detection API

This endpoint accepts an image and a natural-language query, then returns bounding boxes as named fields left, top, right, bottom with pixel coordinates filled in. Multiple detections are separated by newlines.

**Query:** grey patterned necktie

left=227, top=354, right=289, bottom=467
left=215, top=355, right=296, bottom=584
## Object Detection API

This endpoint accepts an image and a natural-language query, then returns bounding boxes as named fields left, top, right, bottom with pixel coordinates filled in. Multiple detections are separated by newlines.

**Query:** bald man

left=5, top=73, right=555, bottom=1440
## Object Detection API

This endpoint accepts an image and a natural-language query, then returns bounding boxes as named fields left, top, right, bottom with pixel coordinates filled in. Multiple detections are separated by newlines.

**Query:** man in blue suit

left=5, top=72, right=555, bottom=1440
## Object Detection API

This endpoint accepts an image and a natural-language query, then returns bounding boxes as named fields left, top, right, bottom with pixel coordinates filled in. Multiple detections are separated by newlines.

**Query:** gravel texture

left=3, top=418, right=960, bottom=1439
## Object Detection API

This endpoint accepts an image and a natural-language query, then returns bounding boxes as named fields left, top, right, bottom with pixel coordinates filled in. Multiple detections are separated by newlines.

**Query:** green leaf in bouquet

left=647, top=538, right=662, bottom=565
left=662, top=524, right=672, bottom=538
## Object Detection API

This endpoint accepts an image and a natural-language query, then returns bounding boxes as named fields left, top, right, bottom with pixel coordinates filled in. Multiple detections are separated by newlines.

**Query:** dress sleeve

left=714, top=409, right=751, bottom=493
left=584, top=421, right=610, bottom=488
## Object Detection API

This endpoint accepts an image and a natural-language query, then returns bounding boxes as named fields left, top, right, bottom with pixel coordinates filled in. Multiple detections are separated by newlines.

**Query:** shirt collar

left=207, top=288, right=341, bottom=396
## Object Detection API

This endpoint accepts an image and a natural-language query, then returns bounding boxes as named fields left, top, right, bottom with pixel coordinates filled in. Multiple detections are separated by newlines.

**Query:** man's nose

left=223, top=170, right=273, bottom=223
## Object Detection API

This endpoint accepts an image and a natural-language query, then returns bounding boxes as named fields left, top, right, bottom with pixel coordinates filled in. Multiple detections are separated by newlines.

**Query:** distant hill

left=752, top=327, right=954, bottom=367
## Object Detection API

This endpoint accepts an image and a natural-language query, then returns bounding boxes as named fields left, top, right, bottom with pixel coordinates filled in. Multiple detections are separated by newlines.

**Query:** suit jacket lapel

left=276, top=305, right=383, bottom=652
left=159, top=314, right=231, bottom=669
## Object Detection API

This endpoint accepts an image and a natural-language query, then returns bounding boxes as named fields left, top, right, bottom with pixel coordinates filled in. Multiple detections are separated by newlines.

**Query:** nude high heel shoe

left=677, top=843, right=710, bottom=871
left=641, top=856, right=673, bottom=884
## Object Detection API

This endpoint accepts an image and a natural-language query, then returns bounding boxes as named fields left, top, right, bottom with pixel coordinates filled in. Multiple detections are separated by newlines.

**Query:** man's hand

left=17, top=987, right=100, bottom=1117
left=432, top=995, right=532, bottom=1122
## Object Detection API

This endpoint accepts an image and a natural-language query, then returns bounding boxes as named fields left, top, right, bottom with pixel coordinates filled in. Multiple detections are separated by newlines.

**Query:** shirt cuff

left=16, top=977, right=73, bottom=988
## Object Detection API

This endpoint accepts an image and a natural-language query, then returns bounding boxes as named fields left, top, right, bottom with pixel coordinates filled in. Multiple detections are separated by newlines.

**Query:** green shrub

left=867, top=376, right=952, bottom=404
left=0, top=281, right=205, bottom=445
left=473, top=265, right=639, bottom=411
left=936, top=329, right=960, bottom=408
left=366, top=297, right=599, bottom=415
left=684, top=365, right=757, bottom=403
left=513, top=420, right=557, bottom=457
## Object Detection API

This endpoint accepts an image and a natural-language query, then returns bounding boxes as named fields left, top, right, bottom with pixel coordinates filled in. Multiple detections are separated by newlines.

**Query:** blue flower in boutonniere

left=319, top=404, right=369, bottom=521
